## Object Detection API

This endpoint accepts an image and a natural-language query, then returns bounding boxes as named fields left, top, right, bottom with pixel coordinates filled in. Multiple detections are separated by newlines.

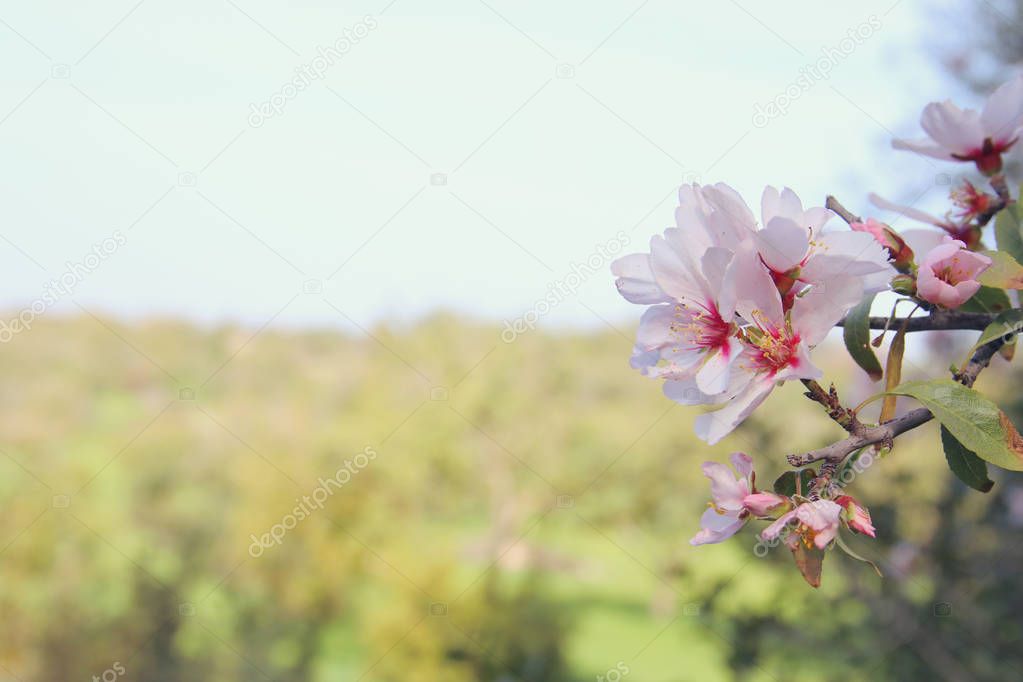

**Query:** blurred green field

left=1, top=314, right=1021, bottom=681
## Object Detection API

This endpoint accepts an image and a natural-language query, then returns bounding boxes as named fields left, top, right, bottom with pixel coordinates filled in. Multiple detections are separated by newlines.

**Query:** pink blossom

left=916, top=237, right=992, bottom=309
left=893, top=74, right=1023, bottom=174
left=761, top=499, right=843, bottom=550
left=612, top=184, right=753, bottom=396
left=688, top=242, right=865, bottom=444
left=691, top=453, right=755, bottom=546
left=749, top=187, right=893, bottom=298
left=835, top=495, right=876, bottom=538
left=691, top=453, right=793, bottom=546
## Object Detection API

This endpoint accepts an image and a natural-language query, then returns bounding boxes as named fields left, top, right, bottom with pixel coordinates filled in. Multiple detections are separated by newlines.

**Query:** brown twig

left=787, top=338, right=1005, bottom=468
left=836, top=310, right=995, bottom=332
left=825, top=195, right=862, bottom=225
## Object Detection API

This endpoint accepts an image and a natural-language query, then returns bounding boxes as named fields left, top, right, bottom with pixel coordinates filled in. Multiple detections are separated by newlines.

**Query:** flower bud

left=891, top=274, right=917, bottom=296
left=835, top=495, right=876, bottom=538
left=850, top=219, right=915, bottom=273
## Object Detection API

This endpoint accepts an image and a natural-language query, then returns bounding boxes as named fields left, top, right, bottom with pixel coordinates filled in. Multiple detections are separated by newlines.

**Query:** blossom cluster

left=612, top=74, right=1023, bottom=586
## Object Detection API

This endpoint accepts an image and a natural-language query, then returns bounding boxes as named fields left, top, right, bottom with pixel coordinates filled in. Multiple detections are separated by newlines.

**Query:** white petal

left=900, top=228, right=947, bottom=259
left=612, top=253, right=669, bottom=304
left=662, top=377, right=715, bottom=404
left=690, top=508, right=745, bottom=546
left=792, top=274, right=864, bottom=346
left=702, top=247, right=736, bottom=318
left=920, top=100, right=984, bottom=154
left=729, top=241, right=783, bottom=326
left=634, top=305, right=674, bottom=350
left=981, top=75, right=1023, bottom=143
left=695, top=337, right=743, bottom=395
left=799, top=231, right=892, bottom=285
left=755, top=217, right=809, bottom=272
left=694, top=378, right=775, bottom=445
left=868, top=193, right=949, bottom=228
left=649, top=232, right=709, bottom=303
left=891, top=137, right=957, bottom=161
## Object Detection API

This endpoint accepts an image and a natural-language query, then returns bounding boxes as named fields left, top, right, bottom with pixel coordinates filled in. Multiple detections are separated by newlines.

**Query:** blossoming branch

left=611, top=74, right=1023, bottom=587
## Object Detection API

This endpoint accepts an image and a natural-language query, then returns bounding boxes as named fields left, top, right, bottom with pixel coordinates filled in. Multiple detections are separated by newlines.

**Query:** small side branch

left=826, top=195, right=861, bottom=225
left=801, top=380, right=862, bottom=434
left=788, top=339, right=1005, bottom=467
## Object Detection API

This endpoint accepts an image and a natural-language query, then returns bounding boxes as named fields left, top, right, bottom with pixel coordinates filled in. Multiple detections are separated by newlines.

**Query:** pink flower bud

left=850, top=218, right=914, bottom=271
left=916, top=237, right=992, bottom=309
left=835, top=495, right=876, bottom=538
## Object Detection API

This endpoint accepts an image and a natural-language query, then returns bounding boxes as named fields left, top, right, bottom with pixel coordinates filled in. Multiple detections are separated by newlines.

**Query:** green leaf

left=790, top=542, right=825, bottom=588
left=880, top=322, right=906, bottom=424
left=773, top=469, right=815, bottom=497
left=978, top=250, right=1023, bottom=290
left=887, top=379, right=1023, bottom=471
left=995, top=197, right=1023, bottom=264
left=835, top=534, right=883, bottom=577
left=959, top=286, right=1012, bottom=313
left=940, top=425, right=994, bottom=492
left=972, top=309, right=1023, bottom=351
left=843, top=293, right=883, bottom=381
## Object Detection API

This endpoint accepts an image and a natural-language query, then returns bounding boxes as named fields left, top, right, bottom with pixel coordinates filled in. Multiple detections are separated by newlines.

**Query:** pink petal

left=700, top=461, right=748, bottom=510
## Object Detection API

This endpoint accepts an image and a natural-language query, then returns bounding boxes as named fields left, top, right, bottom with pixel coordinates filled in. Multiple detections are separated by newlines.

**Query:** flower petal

left=690, top=507, right=745, bottom=546
left=612, top=253, right=670, bottom=304
left=755, top=217, right=809, bottom=273
left=695, top=336, right=743, bottom=395
left=700, top=461, right=748, bottom=510
left=920, top=100, right=984, bottom=155
left=791, top=274, right=865, bottom=347
left=694, top=377, right=775, bottom=445
left=981, top=74, right=1023, bottom=144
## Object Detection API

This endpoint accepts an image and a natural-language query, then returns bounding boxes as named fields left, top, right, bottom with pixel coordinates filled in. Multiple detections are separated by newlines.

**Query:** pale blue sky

left=0, top=0, right=976, bottom=333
